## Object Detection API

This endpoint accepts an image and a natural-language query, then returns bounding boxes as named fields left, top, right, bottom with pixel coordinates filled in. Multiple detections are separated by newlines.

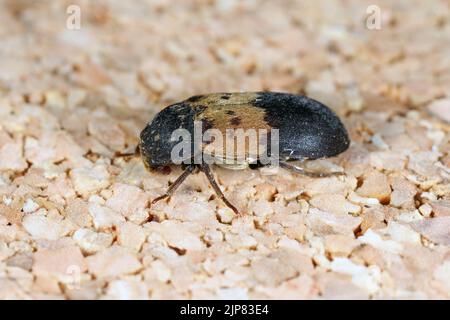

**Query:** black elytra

left=139, top=92, right=350, bottom=215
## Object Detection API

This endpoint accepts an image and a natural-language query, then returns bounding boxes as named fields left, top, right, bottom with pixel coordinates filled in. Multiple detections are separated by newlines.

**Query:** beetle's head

left=139, top=102, right=197, bottom=168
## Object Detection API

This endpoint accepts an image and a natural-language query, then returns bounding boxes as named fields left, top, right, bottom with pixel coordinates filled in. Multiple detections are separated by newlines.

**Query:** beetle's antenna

left=280, top=161, right=344, bottom=178
left=151, top=164, right=196, bottom=205
left=200, top=163, right=240, bottom=216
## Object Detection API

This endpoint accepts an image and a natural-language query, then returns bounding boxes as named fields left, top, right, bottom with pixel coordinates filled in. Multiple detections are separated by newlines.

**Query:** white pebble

left=22, top=198, right=39, bottom=213
left=418, top=203, right=432, bottom=217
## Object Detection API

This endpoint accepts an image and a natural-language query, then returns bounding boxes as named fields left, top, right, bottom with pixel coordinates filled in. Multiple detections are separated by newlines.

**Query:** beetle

left=139, top=92, right=350, bottom=215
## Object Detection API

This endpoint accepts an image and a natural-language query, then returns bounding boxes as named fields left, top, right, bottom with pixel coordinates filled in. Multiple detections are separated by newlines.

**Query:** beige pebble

left=225, top=233, right=258, bottom=250
left=306, top=208, right=362, bottom=236
left=86, top=246, right=142, bottom=278
left=360, top=208, right=386, bottom=233
left=356, top=171, right=391, bottom=202
left=251, top=249, right=313, bottom=287
left=347, top=191, right=379, bottom=206
left=0, top=132, right=27, bottom=171
left=146, top=220, right=205, bottom=251
left=427, top=98, right=450, bottom=123
left=418, top=203, right=432, bottom=217
left=22, top=214, right=73, bottom=240
left=22, top=198, right=40, bottom=213
left=65, top=198, right=92, bottom=227
left=149, top=260, right=172, bottom=283
left=88, top=203, right=125, bottom=230
left=358, top=229, right=403, bottom=254
left=255, top=275, right=315, bottom=299
left=70, top=163, right=110, bottom=196
left=310, top=194, right=361, bottom=215
left=411, top=217, right=450, bottom=245
left=408, top=151, right=441, bottom=177
left=88, top=115, right=126, bottom=152
left=105, top=280, right=149, bottom=299
left=430, top=200, right=450, bottom=217
left=318, top=273, right=369, bottom=299
left=32, top=245, right=86, bottom=281
left=216, top=208, right=235, bottom=224
left=105, top=183, right=148, bottom=219
left=117, top=222, right=146, bottom=251
left=369, top=151, right=407, bottom=171
left=390, top=176, right=417, bottom=209
left=203, top=229, right=224, bottom=245
left=324, top=234, right=359, bottom=257
left=73, top=228, right=113, bottom=254
left=432, top=260, right=450, bottom=296
left=304, top=176, right=354, bottom=197
left=384, top=221, right=421, bottom=245
left=45, top=90, right=66, bottom=109
left=0, top=241, right=13, bottom=260
left=0, top=225, right=18, bottom=242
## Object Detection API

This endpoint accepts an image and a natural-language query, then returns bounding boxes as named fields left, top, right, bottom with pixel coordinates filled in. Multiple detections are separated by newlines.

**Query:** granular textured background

left=0, top=0, right=449, bottom=299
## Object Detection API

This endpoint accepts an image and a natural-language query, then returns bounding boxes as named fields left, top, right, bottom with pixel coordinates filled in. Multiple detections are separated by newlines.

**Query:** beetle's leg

left=114, top=144, right=140, bottom=158
left=200, top=163, right=240, bottom=216
left=151, top=164, right=196, bottom=205
left=280, top=161, right=344, bottom=178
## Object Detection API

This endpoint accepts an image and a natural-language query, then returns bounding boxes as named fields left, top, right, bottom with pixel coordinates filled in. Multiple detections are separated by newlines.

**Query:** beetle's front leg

left=151, top=164, right=196, bottom=205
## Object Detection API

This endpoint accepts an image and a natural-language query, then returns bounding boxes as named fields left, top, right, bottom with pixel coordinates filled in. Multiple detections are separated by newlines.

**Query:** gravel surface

left=0, top=0, right=449, bottom=299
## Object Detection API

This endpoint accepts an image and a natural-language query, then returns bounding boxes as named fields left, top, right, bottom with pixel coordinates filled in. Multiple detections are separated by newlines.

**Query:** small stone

left=418, top=203, right=432, bottom=217
left=86, top=246, right=142, bottom=278
left=217, top=208, right=234, bottom=224
left=347, top=191, right=380, bottom=206
left=0, top=132, right=27, bottom=171
left=88, top=203, right=125, bottom=230
left=427, top=98, right=450, bottom=123
left=369, top=151, right=407, bottom=171
left=360, top=209, right=386, bottom=233
left=390, top=176, right=417, bottom=209
left=117, top=222, right=146, bottom=251
left=309, top=194, right=361, bottom=215
left=22, top=214, right=73, bottom=240
left=306, top=208, right=362, bottom=236
left=146, top=220, right=205, bottom=252
left=251, top=249, right=312, bottom=286
left=216, top=287, right=249, bottom=300
left=384, top=221, right=421, bottom=245
left=225, top=233, right=258, bottom=250
left=411, top=217, right=450, bottom=245
left=319, top=274, right=369, bottom=299
left=70, top=162, right=110, bottom=196
left=371, top=133, right=389, bottom=150
left=358, top=229, right=403, bottom=254
left=324, top=234, right=359, bottom=257
left=203, top=229, right=224, bottom=245
left=105, top=280, right=148, bottom=299
left=73, top=228, right=113, bottom=254
left=22, top=198, right=40, bottom=213
left=432, top=260, right=450, bottom=296
left=149, top=260, right=172, bottom=283
left=356, top=171, right=391, bottom=202
left=45, top=90, right=66, bottom=109
left=6, top=253, right=33, bottom=271
left=32, top=245, right=86, bottom=282
left=0, top=241, right=13, bottom=260
left=430, top=200, right=450, bottom=217
left=65, top=199, right=91, bottom=227
left=304, top=176, right=353, bottom=196
left=105, top=183, right=148, bottom=219
left=88, top=115, right=126, bottom=152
